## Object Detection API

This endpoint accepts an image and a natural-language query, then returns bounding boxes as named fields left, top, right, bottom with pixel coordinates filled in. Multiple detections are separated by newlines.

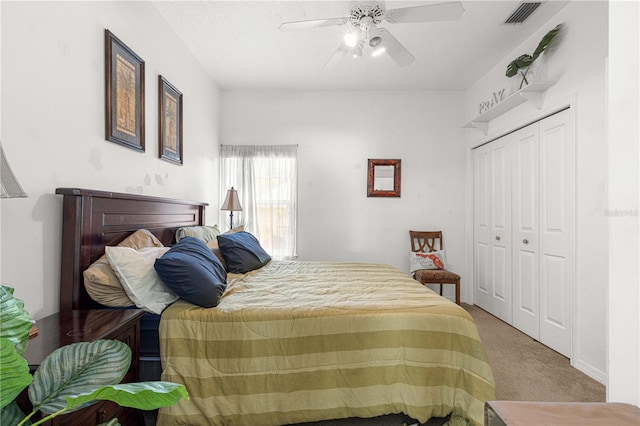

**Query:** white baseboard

left=572, top=358, right=607, bottom=385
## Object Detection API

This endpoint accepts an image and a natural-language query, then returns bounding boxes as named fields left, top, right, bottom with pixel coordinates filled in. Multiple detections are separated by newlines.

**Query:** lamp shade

left=221, top=187, right=242, bottom=212
left=0, top=142, right=27, bottom=198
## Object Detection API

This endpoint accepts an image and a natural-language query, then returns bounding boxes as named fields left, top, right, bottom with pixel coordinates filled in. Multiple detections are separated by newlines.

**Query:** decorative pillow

left=217, top=231, right=271, bottom=274
left=105, top=246, right=177, bottom=314
left=409, top=250, right=447, bottom=273
left=83, top=229, right=163, bottom=307
left=176, top=225, right=220, bottom=244
left=154, top=237, right=227, bottom=308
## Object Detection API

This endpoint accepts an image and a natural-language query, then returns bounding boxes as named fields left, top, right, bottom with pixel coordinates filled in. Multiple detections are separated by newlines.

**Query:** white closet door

left=473, top=109, right=572, bottom=357
left=512, top=124, right=541, bottom=338
left=490, top=140, right=512, bottom=323
left=473, top=144, right=492, bottom=312
left=538, top=109, right=572, bottom=357
left=473, top=138, right=512, bottom=323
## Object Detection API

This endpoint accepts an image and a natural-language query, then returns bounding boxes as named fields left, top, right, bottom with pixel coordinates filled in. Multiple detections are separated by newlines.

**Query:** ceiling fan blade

left=379, top=28, right=415, bottom=67
left=278, top=17, right=348, bottom=31
left=386, top=1, right=464, bottom=24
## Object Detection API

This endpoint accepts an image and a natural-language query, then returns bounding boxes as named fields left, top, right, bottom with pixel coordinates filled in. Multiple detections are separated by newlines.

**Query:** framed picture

left=158, top=76, right=183, bottom=165
left=104, top=29, right=145, bottom=151
left=367, top=159, right=401, bottom=197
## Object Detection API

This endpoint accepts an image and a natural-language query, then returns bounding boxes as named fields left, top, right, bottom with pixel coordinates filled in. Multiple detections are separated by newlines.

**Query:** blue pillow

left=217, top=231, right=271, bottom=274
left=154, top=237, right=227, bottom=308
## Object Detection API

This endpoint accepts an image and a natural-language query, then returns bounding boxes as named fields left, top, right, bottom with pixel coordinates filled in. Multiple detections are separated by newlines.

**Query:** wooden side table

left=485, top=401, right=640, bottom=425
left=18, top=309, right=145, bottom=425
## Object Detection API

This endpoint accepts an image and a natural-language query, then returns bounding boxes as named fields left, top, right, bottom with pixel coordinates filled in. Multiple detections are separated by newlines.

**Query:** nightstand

left=19, top=309, right=145, bottom=425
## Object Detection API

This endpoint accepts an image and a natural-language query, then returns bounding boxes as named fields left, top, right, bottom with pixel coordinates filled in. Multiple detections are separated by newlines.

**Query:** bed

left=56, top=188, right=495, bottom=426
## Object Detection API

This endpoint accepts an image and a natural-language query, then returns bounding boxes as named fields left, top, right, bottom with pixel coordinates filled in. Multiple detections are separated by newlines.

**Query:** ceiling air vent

left=504, top=2, right=542, bottom=24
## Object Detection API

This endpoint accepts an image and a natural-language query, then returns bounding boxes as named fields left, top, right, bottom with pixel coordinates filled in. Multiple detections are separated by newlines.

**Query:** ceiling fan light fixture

left=369, top=35, right=382, bottom=47
left=344, top=32, right=358, bottom=47
left=367, top=24, right=383, bottom=47
left=280, top=1, right=464, bottom=68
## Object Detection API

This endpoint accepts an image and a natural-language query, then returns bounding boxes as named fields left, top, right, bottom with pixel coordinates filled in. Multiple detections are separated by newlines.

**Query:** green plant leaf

left=506, top=54, right=534, bottom=77
left=1, top=400, right=31, bottom=425
left=0, top=285, right=34, bottom=355
left=29, top=340, right=131, bottom=415
left=513, top=54, right=533, bottom=68
left=532, top=24, right=562, bottom=60
left=97, top=419, right=120, bottom=426
left=0, top=338, right=32, bottom=410
left=506, top=60, right=519, bottom=77
left=67, top=382, right=189, bottom=411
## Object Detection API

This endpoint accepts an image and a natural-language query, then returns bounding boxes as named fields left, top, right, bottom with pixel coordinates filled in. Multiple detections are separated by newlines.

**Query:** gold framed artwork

left=367, top=159, right=401, bottom=197
left=104, top=29, right=145, bottom=152
left=158, top=76, right=183, bottom=165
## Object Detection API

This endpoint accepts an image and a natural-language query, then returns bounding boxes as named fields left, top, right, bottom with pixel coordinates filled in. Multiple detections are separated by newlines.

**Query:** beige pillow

left=176, top=225, right=221, bottom=243
left=206, top=226, right=244, bottom=270
left=83, top=229, right=163, bottom=307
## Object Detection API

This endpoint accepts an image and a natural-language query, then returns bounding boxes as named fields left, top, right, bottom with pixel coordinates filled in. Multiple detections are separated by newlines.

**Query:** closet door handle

left=495, top=236, right=501, bottom=241
left=523, top=239, right=529, bottom=245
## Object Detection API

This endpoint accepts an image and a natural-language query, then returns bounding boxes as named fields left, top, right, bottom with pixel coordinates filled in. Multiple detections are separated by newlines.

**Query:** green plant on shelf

left=0, top=285, right=188, bottom=426
left=506, top=24, right=562, bottom=90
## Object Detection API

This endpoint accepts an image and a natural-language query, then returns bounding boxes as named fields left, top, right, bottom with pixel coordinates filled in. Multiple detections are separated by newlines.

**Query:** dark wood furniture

left=50, top=188, right=208, bottom=424
left=55, top=188, right=207, bottom=311
left=19, top=309, right=145, bottom=425
left=409, top=230, right=461, bottom=305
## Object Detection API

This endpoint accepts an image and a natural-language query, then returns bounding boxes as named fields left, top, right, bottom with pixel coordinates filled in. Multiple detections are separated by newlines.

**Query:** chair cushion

left=414, top=269, right=460, bottom=283
left=409, top=250, right=447, bottom=273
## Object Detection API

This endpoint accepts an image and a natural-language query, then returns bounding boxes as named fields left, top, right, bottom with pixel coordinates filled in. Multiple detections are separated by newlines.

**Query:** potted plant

left=506, top=24, right=562, bottom=90
left=0, top=285, right=188, bottom=426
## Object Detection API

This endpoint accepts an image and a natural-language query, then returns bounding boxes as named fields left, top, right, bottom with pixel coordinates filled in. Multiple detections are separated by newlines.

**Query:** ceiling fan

left=278, top=1, right=465, bottom=68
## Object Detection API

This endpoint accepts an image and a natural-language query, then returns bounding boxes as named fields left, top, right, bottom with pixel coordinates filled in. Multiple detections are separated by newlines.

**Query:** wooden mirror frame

left=367, top=159, right=401, bottom=197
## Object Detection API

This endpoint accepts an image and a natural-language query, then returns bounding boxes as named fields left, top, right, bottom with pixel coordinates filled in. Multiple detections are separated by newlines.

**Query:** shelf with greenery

left=464, top=24, right=562, bottom=135
left=463, top=81, right=556, bottom=134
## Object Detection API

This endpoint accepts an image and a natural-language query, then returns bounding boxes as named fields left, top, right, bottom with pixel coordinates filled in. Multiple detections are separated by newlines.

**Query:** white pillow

left=105, top=246, right=177, bottom=314
left=409, top=250, right=447, bottom=274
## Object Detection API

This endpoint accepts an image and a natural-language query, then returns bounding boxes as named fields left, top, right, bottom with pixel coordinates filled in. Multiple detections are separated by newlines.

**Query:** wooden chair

left=409, top=230, right=460, bottom=305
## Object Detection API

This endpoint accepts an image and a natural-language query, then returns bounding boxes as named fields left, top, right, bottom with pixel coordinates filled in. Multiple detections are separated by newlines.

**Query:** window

left=220, top=145, right=297, bottom=259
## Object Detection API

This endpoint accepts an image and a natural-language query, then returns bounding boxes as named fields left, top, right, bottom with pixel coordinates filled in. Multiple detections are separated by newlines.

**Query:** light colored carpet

left=464, top=303, right=605, bottom=402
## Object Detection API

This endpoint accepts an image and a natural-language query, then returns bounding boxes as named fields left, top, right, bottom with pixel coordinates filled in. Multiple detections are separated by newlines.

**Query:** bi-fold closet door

left=473, top=109, right=572, bottom=357
left=473, top=136, right=512, bottom=324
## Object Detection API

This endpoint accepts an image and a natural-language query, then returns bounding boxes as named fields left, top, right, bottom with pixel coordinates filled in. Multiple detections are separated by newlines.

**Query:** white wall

left=220, top=90, right=466, bottom=301
left=607, top=0, right=640, bottom=407
left=0, top=1, right=221, bottom=319
left=463, top=1, right=608, bottom=382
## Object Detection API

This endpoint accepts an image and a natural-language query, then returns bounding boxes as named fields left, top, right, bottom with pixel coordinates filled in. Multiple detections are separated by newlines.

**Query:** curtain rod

left=220, top=144, right=299, bottom=147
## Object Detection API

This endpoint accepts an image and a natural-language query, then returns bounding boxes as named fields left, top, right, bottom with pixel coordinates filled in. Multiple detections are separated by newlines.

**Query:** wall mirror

left=367, top=159, right=401, bottom=197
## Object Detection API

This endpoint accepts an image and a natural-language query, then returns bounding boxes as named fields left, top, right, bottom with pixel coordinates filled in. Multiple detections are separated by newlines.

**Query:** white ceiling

left=152, top=0, right=569, bottom=91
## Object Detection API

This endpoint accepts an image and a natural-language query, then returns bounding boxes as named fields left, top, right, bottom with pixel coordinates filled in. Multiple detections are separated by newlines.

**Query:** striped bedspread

left=158, top=261, right=495, bottom=426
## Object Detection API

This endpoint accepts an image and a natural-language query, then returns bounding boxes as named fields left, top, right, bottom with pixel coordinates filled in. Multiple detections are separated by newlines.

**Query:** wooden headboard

left=56, top=188, right=207, bottom=311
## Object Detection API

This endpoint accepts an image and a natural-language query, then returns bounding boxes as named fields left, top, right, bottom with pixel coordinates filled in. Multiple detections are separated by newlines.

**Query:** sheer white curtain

left=220, top=145, right=298, bottom=259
